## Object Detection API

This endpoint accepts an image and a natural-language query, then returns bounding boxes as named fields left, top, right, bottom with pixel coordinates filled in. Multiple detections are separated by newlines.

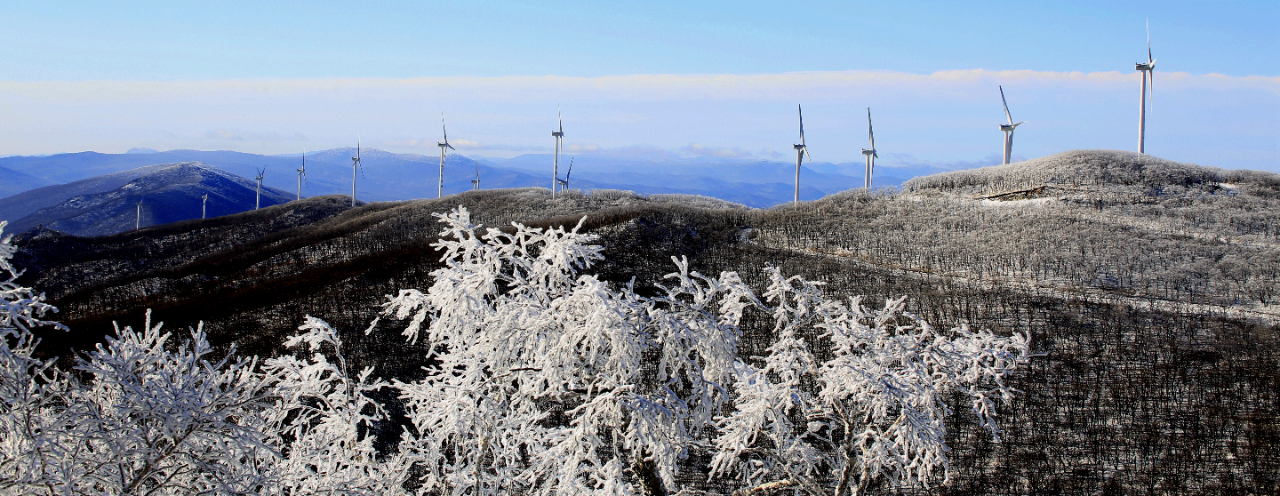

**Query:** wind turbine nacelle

left=861, top=149, right=876, bottom=156
left=1000, top=124, right=1015, bottom=131
left=793, top=144, right=806, bottom=150
left=1135, top=62, right=1153, bottom=71
left=552, top=131, right=564, bottom=137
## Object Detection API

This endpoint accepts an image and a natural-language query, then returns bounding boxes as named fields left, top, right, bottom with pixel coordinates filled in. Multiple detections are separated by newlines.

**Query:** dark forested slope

left=10, top=151, right=1279, bottom=495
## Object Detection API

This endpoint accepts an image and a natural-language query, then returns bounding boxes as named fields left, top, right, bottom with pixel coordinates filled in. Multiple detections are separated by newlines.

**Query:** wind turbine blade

left=558, top=107, right=563, bottom=134
left=798, top=104, right=804, bottom=143
left=566, top=158, right=573, bottom=179
left=867, top=107, right=875, bottom=149
left=1148, top=70, right=1154, bottom=115
left=1000, top=85, right=1013, bottom=125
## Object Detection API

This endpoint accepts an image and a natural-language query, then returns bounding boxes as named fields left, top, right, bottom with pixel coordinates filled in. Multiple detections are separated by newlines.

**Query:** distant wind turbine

left=999, top=85, right=1026, bottom=165
left=556, top=157, right=574, bottom=191
left=438, top=113, right=455, bottom=198
left=1136, top=20, right=1156, bottom=154
left=861, top=108, right=877, bottom=189
left=351, top=138, right=363, bottom=206
left=201, top=194, right=208, bottom=219
left=792, top=104, right=811, bottom=203
left=551, top=108, right=564, bottom=198
left=135, top=199, right=143, bottom=231
left=254, top=167, right=265, bottom=210
left=296, top=148, right=306, bottom=201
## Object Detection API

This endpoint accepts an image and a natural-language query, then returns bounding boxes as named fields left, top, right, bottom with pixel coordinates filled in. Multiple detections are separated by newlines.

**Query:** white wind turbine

left=1136, top=20, right=1156, bottom=154
left=135, top=199, right=143, bottom=231
left=551, top=108, right=564, bottom=198
left=861, top=107, right=877, bottom=189
left=351, top=139, right=364, bottom=206
left=254, top=167, right=265, bottom=210
left=471, top=159, right=480, bottom=191
left=556, top=157, right=573, bottom=192
left=438, top=113, right=454, bottom=198
left=296, top=149, right=306, bottom=201
left=999, top=85, right=1026, bottom=165
left=792, top=104, right=811, bottom=203
left=201, top=194, right=208, bottom=219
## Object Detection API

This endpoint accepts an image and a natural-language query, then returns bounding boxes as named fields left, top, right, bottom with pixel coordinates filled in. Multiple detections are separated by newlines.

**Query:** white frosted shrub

left=0, top=211, right=1031, bottom=496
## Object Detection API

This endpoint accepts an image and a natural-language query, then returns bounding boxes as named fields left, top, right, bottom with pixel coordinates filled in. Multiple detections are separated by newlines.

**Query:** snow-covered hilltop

left=2, top=162, right=293, bottom=236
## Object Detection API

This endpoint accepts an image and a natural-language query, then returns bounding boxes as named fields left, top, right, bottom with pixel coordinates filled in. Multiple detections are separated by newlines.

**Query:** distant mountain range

left=0, top=148, right=955, bottom=209
left=1, top=162, right=292, bottom=237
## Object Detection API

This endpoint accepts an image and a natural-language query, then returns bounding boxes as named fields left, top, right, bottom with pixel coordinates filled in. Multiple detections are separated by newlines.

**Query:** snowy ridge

left=6, top=162, right=294, bottom=237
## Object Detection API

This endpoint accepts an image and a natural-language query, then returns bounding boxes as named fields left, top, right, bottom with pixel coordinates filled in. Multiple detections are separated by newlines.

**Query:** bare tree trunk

left=633, top=452, right=668, bottom=496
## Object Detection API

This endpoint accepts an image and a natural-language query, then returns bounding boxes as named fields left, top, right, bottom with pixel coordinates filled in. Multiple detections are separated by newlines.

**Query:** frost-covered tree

left=263, top=316, right=406, bottom=495
left=1, top=218, right=275, bottom=494
left=0, top=220, right=398, bottom=495
left=711, top=269, right=1030, bottom=496
left=377, top=208, right=1030, bottom=496
left=377, top=207, right=757, bottom=495
left=2, top=208, right=1032, bottom=495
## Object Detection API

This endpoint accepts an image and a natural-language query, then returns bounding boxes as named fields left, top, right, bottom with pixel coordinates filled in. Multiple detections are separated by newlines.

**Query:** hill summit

left=6, top=162, right=293, bottom=237
left=903, top=149, right=1279, bottom=199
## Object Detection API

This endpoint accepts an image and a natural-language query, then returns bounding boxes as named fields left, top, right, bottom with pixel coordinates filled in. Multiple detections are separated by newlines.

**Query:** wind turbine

left=1136, top=20, right=1156, bottom=154
left=254, top=167, right=265, bottom=210
left=556, top=157, right=573, bottom=192
left=135, top=199, right=143, bottom=231
left=201, top=194, right=208, bottom=219
left=792, top=104, right=811, bottom=203
left=551, top=108, right=564, bottom=198
left=438, top=113, right=454, bottom=198
left=999, top=86, right=1026, bottom=165
left=861, top=108, right=877, bottom=189
left=471, top=160, right=480, bottom=191
left=351, top=138, right=363, bottom=206
left=296, top=148, right=306, bottom=201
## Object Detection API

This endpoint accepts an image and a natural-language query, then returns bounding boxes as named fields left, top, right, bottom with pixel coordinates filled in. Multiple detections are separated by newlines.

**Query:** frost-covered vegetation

left=9, top=150, right=1279, bottom=494
left=1, top=214, right=1029, bottom=494
left=765, top=150, right=1280, bottom=312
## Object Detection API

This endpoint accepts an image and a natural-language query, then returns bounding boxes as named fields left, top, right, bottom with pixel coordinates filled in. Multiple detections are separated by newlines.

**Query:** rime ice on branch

left=376, top=208, right=1030, bottom=496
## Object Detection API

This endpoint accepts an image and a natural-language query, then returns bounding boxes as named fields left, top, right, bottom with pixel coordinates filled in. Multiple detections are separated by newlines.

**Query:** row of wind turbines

left=224, top=25, right=1159, bottom=216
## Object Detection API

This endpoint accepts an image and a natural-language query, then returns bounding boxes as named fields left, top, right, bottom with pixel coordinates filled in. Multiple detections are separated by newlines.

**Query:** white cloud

left=4, top=70, right=1274, bottom=103
left=681, top=143, right=752, bottom=158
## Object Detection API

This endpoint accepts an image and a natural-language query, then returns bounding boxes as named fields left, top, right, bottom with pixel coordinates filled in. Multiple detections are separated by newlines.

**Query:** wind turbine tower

left=201, top=194, right=208, bottom=219
left=999, top=86, right=1026, bottom=165
left=438, top=113, right=454, bottom=198
left=351, top=139, right=363, bottom=206
left=792, top=104, right=811, bottom=204
left=1136, top=21, right=1156, bottom=154
left=296, top=149, right=306, bottom=201
left=135, top=200, right=143, bottom=231
left=551, top=109, right=564, bottom=198
left=254, top=167, right=265, bottom=210
left=861, top=108, right=877, bottom=189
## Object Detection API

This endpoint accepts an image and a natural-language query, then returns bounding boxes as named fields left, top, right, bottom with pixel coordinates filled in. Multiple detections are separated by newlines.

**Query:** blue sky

left=2, top=1, right=1276, bottom=172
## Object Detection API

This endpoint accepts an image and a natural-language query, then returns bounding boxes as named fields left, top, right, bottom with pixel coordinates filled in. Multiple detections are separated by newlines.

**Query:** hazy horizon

left=2, top=2, right=1275, bottom=173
